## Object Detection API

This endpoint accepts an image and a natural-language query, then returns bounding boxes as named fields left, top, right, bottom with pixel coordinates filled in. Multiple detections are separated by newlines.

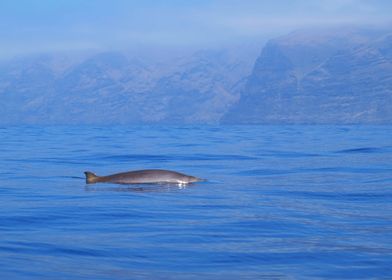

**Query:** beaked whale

left=84, top=169, right=204, bottom=185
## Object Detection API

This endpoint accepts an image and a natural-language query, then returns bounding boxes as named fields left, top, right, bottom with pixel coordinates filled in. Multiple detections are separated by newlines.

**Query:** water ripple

left=0, top=125, right=391, bottom=279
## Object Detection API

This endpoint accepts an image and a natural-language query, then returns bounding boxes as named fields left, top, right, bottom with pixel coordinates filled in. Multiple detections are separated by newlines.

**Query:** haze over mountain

left=0, top=27, right=391, bottom=125
left=223, top=27, right=392, bottom=124
left=0, top=45, right=258, bottom=124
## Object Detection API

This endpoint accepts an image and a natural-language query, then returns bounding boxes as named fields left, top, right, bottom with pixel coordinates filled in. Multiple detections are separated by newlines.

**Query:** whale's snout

left=189, top=176, right=206, bottom=183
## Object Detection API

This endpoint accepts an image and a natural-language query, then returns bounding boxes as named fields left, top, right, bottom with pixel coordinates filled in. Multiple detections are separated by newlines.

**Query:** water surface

left=0, top=125, right=391, bottom=279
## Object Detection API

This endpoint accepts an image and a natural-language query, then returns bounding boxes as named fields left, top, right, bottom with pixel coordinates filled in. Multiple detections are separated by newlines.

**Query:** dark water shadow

left=61, top=176, right=85, bottom=179
left=334, top=146, right=392, bottom=154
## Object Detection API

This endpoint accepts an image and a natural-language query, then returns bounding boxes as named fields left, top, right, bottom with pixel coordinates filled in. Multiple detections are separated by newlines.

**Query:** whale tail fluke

left=84, top=171, right=99, bottom=184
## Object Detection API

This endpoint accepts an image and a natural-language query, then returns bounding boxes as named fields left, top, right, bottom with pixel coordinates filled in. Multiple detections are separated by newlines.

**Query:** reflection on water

left=84, top=182, right=196, bottom=193
left=0, top=125, right=391, bottom=279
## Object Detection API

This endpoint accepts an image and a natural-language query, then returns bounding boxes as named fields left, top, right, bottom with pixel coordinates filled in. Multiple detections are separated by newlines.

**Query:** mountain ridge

left=222, top=28, right=392, bottom=124
left=1, top=27, right=391, bottom=125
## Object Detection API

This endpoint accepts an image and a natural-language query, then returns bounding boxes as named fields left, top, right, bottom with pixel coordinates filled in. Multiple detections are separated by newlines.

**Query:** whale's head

left=186, top=175, right=206, bottom=183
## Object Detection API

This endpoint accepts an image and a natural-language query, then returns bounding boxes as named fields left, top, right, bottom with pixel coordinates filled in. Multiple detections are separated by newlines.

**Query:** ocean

left=0, top=125, right=391, bottom=279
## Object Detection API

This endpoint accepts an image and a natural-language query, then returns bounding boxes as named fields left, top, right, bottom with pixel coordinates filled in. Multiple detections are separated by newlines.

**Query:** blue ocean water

left=0, top=125, right=391, bottom=279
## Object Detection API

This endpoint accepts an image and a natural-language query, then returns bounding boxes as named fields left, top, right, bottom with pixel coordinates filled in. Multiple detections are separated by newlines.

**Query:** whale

left=84, top=169, right=204, bottom=185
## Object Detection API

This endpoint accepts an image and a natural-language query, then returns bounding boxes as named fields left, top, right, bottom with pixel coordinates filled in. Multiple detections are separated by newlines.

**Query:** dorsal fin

left=84, top=171, right=99, bottom=184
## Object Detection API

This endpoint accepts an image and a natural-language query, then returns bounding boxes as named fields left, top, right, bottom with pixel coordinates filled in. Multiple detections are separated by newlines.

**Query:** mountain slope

left=0, top=48, right=254, bottom=124
left=222, top=28, right=392, bottom=124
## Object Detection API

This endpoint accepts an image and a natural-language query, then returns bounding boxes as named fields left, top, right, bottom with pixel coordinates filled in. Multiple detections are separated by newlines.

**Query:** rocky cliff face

left=222, top=28, right=392, bottom=124
left=0, top=48, right=254, bottom=124
left=2, top=28, right=391, bottom=125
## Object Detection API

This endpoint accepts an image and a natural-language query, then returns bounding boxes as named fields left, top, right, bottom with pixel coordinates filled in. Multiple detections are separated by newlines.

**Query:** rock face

left=222, top=28, right=392, bottom=124
left=0, top=48, right=254, bottom=124
left=1, top=28, right=392, bottom=125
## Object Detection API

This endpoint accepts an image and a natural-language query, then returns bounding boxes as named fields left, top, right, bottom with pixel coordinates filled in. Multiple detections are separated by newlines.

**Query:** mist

left=1, top=0, right=391, bottom=58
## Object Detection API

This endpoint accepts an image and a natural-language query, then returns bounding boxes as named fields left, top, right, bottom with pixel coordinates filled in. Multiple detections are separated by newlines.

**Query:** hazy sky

left=0, top=0, right=391, bottom=57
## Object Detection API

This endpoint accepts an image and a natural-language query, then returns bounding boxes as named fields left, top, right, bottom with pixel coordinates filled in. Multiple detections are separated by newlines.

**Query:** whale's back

left=84, top=169, right=203, bottom=185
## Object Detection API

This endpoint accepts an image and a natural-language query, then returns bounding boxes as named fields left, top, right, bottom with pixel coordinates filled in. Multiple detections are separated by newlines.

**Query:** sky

left=0, top=0, right=391, bottom=58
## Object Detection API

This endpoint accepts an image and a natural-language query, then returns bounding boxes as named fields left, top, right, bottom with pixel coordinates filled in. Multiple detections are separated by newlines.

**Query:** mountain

left=0, top=48, right=255, bottom=124
left=222, top=28, right=392, bottom=124
left=139, top=50, right=250, bottom=123
left=2, top=28, right=392, bottom=125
